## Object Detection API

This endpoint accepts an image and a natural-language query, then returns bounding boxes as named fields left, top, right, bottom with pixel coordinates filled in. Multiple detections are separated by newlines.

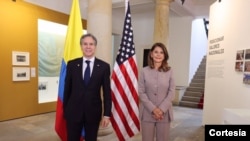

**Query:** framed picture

left=236, top=50, right=244, bottom=60
left=12, top=67, right=30, bottom=81
left=12, top=51, right=30, bottom=66
left=244, top=61, right=250, bottom=72
left=243, top=73, right=250, bottom=85
left=245, top=49, right=250, bottom=60
left=235, top=61, right=243, bottom=72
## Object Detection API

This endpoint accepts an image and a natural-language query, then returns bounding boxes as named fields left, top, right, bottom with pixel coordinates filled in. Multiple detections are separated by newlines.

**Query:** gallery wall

left=0, top=0, right=86, bottom=121
left=169, top=16, right=193, bottom=86
left=203, top=0, right=250, bottom=124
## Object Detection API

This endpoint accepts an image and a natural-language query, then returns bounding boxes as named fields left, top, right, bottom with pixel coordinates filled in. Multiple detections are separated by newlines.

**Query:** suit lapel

left=76, top=58, right=84, bottom=81
left=89, top=58, right=101, bottom=84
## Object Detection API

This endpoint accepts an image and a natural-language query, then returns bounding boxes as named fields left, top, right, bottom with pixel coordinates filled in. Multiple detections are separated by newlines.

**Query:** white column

left=87, top=0, right=113, bottom=137
left=87, top=0, right=112, bottom=64
left=153, top=0, right=173, bottom=46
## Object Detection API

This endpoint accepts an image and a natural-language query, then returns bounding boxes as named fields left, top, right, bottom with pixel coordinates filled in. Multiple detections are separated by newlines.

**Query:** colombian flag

left=55, top=0, right=85, bottom=140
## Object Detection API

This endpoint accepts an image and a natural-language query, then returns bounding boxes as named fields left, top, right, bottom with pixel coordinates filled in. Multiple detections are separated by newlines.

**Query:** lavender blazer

left=138, top=66, right=175, bottom=122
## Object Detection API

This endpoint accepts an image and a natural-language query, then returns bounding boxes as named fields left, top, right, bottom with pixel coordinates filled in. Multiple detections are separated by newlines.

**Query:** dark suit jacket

left=63, top=57, right=112, bottom=124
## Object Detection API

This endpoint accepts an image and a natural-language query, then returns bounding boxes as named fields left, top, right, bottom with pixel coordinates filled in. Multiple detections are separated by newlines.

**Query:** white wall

left=202, top=0, right=250, bottom=125
left=132, top=12, right=155, bottom=70
left=189, top=19, right=208, bottom=82
left=169, top=17, right=207, bottom=87
left=169, top=16, right=193, bottom=87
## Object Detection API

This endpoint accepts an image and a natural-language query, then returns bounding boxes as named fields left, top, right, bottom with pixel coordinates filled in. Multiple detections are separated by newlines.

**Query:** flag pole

left=125, top=0, right=128, bottom=13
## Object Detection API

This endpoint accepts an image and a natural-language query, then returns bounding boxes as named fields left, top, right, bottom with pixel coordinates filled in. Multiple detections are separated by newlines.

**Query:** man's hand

left=100, top=117, right=110, bottom=127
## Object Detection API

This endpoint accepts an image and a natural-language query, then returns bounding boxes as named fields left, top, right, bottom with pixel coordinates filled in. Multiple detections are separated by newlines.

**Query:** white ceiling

left=24, top=0, right=217, bottom=19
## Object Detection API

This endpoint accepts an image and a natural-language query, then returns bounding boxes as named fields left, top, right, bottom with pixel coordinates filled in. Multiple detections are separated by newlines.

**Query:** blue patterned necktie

left=84, top=60, right=90, bottom=85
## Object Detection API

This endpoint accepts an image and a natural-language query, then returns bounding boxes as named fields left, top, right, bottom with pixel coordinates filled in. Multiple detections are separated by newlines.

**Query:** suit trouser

left=66, top=119, right=99, bottom=141
left=141, top=121, right=170, bottom=141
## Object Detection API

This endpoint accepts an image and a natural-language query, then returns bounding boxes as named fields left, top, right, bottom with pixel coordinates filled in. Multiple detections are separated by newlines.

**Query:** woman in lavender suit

left=138, top=42, right=175, bottom=141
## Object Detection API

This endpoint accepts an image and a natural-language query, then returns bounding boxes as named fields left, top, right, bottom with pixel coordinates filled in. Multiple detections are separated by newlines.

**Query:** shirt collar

left=83, top=57, right=95, bottom=63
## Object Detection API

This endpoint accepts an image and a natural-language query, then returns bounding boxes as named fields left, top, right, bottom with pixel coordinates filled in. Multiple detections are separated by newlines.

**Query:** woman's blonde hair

left=147, top=42, right=171, bottom=72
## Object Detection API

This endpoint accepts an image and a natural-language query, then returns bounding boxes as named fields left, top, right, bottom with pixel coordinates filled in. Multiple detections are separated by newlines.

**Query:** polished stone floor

left=0, top=106, right=204, bottom=141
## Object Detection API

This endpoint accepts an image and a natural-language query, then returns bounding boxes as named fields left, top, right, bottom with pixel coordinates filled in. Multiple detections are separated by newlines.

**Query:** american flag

left=110, top=1, right=140, bottom=141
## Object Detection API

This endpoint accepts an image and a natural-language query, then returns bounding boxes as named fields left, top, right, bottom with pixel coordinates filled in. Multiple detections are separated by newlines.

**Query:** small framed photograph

left=244, top=61, right=250, bottom=72
left=235, top=61, right=243, bottom=72
left=243, top=73, right=250, bottom=85
left=245, top=49, right=250, bottom=60
left=12, top=51, right=30, bottom=66
left=236, top=50, right=244, bottom=60
left=12, top=67, right=30, bottom=81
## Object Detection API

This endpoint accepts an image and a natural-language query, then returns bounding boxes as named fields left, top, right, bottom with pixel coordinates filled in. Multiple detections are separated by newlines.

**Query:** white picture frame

left=12, top=67, right=30, bottom=81
left=12, top=51, right=30, bottom=66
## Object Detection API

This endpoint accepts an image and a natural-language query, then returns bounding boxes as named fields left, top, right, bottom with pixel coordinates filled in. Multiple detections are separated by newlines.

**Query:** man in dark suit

left=63, top=33, right=112, bottom=141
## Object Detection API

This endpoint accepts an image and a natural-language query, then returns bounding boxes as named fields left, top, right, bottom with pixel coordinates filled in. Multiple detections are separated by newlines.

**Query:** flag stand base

left=97, top=124, right=113, bottom=136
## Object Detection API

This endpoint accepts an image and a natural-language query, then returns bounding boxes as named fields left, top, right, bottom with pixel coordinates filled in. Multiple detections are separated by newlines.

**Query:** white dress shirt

left=82, top=57, right=95, bottom=79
